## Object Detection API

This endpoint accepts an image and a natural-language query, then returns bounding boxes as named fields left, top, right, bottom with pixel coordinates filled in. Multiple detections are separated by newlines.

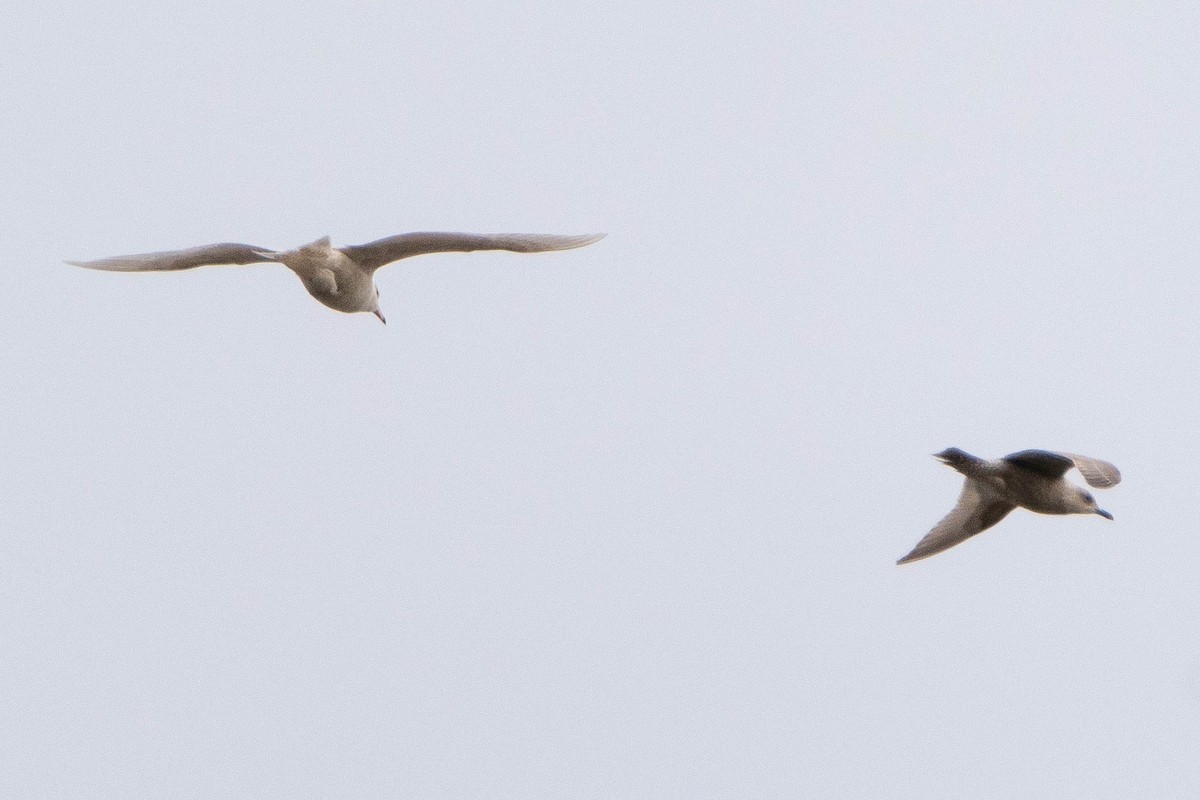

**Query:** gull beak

left=1096, top=509, right=1113, bottom=520
left=373, top=309, right=386, bottom=324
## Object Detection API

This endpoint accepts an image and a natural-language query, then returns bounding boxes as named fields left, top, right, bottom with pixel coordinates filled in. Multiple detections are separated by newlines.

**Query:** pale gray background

left=2, top=2, right=1197, bottom=797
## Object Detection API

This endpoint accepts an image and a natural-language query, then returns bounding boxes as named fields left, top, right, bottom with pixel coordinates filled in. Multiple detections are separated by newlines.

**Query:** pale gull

left=897, top=448, right=1121, bottom=565
left=68, top=231, right=605, bottom=323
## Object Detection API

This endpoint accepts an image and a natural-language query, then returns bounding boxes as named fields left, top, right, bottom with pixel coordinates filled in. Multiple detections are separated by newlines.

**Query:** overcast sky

left=3, top=2, right=1199, bottom=797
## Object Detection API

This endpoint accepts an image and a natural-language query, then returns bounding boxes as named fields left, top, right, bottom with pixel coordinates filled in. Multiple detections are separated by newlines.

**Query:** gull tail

left=934, top=447, right=984, bottom=476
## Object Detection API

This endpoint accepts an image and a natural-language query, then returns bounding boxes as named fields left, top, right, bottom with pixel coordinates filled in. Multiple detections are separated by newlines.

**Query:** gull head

left=371, top=285, right=385, bottom=324
left=1074, top=487, right=1113, bottom=519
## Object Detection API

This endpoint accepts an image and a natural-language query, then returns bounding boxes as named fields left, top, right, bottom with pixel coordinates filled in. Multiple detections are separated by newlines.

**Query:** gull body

left=68, top=231, right=606, bottom=323
left=897, top=448, right=1121, bottom=565
left=261, top=237, right=381, bottom=320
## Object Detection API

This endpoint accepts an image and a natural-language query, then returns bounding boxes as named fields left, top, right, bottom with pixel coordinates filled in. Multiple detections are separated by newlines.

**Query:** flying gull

left=897, top=448, right=1121, bottom=565
left=68, top=231, right=606, bottom=323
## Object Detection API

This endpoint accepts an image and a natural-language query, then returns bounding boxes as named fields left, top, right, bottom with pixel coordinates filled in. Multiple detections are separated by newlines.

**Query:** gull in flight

left=897, top=448, right=1121, bottom=565
left=68, top=231, right=605, bottom=323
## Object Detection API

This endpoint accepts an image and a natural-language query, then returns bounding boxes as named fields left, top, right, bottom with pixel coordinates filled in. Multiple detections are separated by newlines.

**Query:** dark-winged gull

left=68, top=231, right=605, bottom=323
left=897, top=448, right=1121, bottom=565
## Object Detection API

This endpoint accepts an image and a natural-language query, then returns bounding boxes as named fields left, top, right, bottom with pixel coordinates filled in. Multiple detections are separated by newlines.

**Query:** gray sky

left=3, top=2, right=1199, bottom=797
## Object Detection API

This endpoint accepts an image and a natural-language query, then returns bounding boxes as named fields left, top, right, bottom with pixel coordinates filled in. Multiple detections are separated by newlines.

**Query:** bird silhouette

left=897, top=448, right=1120, bottom=565
left=69, top=231, right=605, bottom=323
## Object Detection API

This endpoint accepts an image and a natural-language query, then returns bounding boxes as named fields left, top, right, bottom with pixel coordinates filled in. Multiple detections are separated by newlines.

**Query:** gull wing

left=1003, top=449, right=1121, bottom=488
left=897, top=482, right=1016, bottom=565
left=1001, top=449, right=1076, bottom=479
left=1057, top=453, right=1122, bottom=488
left=66, top=243, right=274, bottom=272
left=339, top=232, right=605, bottom=273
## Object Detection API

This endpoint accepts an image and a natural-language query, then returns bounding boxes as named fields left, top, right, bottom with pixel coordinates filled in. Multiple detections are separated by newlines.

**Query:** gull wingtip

left=896, top=548, right=934, bottom=565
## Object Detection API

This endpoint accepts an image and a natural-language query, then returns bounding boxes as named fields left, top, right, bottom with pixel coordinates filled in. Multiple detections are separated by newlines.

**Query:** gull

left=897, top=448, right=1121, bottom=565
left=68, top=231, right=606, bottom=323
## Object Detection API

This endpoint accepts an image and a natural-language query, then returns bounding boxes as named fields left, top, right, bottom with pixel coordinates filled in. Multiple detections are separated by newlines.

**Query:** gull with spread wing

left=68, top=231, right=605, bottom=323
left=897, top=448, right=1121, bottom=565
